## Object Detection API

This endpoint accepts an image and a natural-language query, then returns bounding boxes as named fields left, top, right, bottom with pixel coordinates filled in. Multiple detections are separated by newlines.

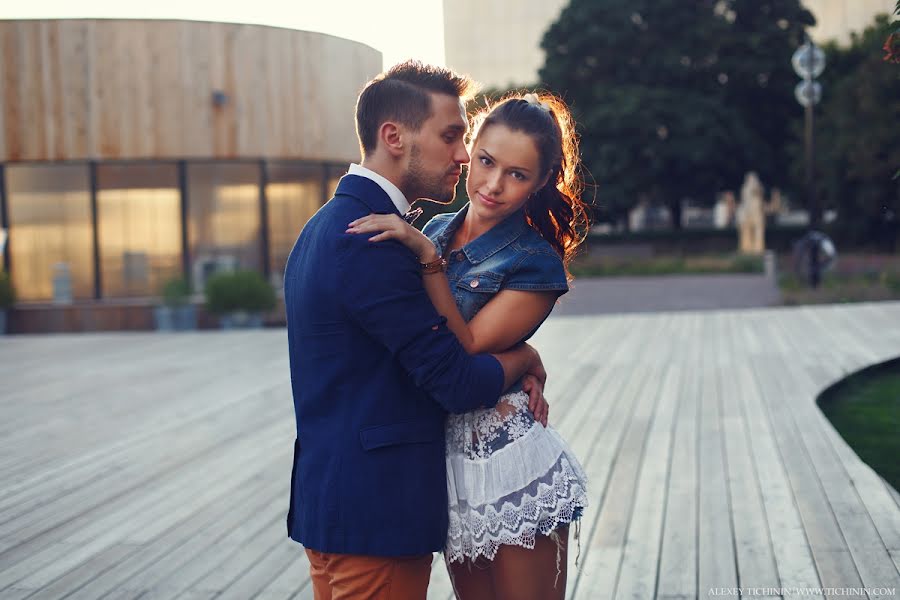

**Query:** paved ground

left=555, top=273, right=782, bottom=316
left=2, top=302, right=899, bottom=599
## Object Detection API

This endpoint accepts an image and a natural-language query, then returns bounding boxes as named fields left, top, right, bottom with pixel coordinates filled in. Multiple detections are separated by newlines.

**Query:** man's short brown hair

left=355, top=60, right=475, bottom=157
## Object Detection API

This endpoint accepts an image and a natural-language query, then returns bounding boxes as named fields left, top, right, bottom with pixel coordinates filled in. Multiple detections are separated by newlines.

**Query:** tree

left=802, top=15, right=900, bottom=250
left=539, top=0, right=814, bottom=228
left=716, top=0, right=815, bottom=189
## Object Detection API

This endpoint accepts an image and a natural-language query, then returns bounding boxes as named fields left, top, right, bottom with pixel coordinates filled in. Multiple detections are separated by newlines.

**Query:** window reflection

left=6, top=164, right=94, bottom=302
left=267, top=162, right=325, bottom=282
left=187, top=163, right=263, bottom=291
left=97, top=164, right=182, bottom=298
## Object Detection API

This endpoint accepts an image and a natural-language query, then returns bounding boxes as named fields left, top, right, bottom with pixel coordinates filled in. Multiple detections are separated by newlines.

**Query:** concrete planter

left=219, top=311, right=264, bottom=330
left=154, top=305, right=198, bottom=332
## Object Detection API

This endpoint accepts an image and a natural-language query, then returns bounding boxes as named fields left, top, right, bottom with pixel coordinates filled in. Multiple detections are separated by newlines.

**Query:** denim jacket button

left=456, top=253, right=465, bottom=262
left=470, top=279, right=479, bottom=288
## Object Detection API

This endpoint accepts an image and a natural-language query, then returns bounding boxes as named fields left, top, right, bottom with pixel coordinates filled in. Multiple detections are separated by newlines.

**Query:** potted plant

left=0, top=270, right=14, bottom=335
left=204, top=270, right=276, bottom=329
left=154, top=278, right=196, bottom=331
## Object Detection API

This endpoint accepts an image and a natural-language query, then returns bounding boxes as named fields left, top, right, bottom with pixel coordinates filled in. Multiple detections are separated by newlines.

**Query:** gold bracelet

left=421, top=257, right=447, bottom=274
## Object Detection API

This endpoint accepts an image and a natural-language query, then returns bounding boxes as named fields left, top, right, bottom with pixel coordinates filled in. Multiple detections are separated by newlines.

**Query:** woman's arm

left=346, top=213, right=555, bottom=425
left=346, top=213, right=557, bottom=354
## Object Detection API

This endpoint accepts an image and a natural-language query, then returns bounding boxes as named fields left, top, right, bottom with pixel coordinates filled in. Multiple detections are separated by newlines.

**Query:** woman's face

left=465, top=124, right=547, bottom=224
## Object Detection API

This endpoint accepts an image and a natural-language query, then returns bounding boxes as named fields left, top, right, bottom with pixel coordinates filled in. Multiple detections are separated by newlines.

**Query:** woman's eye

left=511, top=171, right=525, bottom=181
left=479, top=156, right=492, bottom=166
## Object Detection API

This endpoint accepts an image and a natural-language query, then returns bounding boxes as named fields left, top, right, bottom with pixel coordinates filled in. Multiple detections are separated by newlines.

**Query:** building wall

left=0, top=19, right=382, bottom=163
left=805, top=0, right=895, bottom=46
left=443, top=0, right=896, bottom=89
left=442, top=0, right=568, bottom=89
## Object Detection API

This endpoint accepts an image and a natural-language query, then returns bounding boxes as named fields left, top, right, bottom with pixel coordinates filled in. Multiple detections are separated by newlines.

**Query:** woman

left=346, top=92, right=590, bottom=599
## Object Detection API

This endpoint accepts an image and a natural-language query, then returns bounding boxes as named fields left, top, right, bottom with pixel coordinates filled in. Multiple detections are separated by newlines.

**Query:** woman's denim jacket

left=423, top=204, right=569, bottom=344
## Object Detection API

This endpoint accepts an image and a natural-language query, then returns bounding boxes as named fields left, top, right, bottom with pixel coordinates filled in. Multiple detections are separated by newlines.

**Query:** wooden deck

left=1, top=302, right=899, bottom=599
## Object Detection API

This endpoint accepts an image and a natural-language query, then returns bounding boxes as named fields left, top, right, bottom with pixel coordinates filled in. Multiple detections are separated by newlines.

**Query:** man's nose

left=454, top=141, right=470, bottom=165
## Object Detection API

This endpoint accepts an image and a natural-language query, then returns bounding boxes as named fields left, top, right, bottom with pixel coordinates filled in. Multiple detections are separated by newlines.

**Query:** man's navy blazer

left=283, top=174, right=505, bottom=556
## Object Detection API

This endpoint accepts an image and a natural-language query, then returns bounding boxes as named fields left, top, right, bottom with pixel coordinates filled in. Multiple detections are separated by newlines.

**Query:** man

left=284, top=61, right=547, bottom=599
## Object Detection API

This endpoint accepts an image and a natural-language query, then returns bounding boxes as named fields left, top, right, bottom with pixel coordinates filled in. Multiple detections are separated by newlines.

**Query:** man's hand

left=524, top=343, right=547, bottom=387
left=522, top=373, right=549, bottom=427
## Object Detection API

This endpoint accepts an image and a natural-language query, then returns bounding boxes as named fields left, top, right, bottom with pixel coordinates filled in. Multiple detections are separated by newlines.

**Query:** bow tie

left=402, top=207, right=423, bottom=225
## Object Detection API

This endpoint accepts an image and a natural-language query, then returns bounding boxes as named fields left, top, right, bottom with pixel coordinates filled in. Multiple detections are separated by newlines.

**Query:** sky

left=0, top=0, right=447, bottom=68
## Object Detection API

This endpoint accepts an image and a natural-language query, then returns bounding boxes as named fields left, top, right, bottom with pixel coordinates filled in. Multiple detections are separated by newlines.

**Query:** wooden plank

left=576, top=314, right=674, bottom=598
left=718, top=312, right=781, bottom=590
left=1, top=422, right=287, bottom=591
left=253, top=546, right=311, bottom=600
left=697, top=314, right=738, bottom=596
left=98, top=476, right=289, bottom=599
left=567, top=317, right=658, bottom=599
left=766, top=311, right=900, bottom=593
left=613, top=360, right=682, bottom=599
left=0, top=377, right=289, bottom=555
left=1, top=305, right=899, bottom=599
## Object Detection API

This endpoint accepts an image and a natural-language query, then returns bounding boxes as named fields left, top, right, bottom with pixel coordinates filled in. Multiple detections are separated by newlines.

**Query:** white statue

left=736, top=172, right=766, bottom=254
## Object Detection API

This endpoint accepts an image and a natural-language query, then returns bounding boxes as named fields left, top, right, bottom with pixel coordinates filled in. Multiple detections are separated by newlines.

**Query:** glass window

left=266, top=162, right=325, bottom=282
left=6, top=164, right=94, bottom=302
left=327, top=165, right=347, bottom=198
left=187, top=163, right=263, bottom=292
left=97, top=163, right=182, bottom=298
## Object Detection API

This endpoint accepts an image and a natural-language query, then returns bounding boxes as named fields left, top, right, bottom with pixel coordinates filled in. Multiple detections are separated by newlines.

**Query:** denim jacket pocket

left=454, top=271, right=504, bottom=320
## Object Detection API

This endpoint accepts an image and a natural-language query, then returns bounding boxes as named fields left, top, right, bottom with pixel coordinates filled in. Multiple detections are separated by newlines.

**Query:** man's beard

left=403, top=144, right=457, bottom=204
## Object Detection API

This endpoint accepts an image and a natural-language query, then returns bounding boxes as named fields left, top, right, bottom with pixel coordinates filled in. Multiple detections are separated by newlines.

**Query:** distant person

left=348, top=91, right=590, bottom=599
left=283, top=61, right=550, bottom=599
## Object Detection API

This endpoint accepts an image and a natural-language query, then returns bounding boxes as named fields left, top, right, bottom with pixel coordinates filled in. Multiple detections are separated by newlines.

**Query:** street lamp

left=792, top=34, right=825, bottom=228
left=792, top=34, right=830, bottom=287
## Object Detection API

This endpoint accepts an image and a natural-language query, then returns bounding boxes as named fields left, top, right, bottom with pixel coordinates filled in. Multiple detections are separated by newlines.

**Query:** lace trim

left=445, top=456, right=588, bottom=564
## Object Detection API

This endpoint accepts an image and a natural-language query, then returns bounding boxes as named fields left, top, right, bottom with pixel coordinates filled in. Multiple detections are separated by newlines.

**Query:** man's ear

left=379, top=122, right=405, bottom=158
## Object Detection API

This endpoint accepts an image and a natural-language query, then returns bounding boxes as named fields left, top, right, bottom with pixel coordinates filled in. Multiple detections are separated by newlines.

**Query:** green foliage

left=539, top=0, right=814, bottom=226
left=161, top=278, right=191, bottom=307
left=797, top=15, right=900, bottom=249
left=204, top=270, right=276, bottom=315
left=0, top=271, right=14, bottom=309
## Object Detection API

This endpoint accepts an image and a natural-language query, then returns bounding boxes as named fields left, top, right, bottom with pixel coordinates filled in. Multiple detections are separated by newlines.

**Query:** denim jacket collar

left=434, top=204, right=531, bottom=265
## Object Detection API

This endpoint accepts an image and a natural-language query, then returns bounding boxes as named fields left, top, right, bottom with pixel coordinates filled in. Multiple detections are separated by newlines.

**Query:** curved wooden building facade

left=0, top=19, right=382, bottom=332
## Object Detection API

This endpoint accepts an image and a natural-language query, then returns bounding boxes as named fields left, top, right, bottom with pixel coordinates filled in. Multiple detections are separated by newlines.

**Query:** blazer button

left=470, top=279, right=479, bottom=288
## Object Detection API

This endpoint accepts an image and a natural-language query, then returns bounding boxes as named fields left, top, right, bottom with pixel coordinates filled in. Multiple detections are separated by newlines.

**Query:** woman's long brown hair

left=470, top=93, right=590, bottom=279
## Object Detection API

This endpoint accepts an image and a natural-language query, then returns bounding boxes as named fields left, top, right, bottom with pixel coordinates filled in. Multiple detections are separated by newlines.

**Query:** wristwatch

left=421, top=256, right=448, bottom=274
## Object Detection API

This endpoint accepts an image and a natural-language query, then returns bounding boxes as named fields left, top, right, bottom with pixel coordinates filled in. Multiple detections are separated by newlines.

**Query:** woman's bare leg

left=446, top=555, right=496, bottom=600
left=489, top=527, right=569, bottom=600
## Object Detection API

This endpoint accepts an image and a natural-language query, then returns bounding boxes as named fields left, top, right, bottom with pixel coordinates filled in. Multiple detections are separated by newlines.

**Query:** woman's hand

left=346, top=214, right=439, bottom=262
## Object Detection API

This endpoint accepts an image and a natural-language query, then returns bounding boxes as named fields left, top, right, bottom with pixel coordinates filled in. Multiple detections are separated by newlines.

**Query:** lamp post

left=792, top=34, right=827, bottom=287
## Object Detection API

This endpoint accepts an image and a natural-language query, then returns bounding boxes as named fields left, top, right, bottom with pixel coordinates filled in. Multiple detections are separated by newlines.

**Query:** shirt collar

left=348, top=163, right=411, bottom=215
left=434, top=204, right=531, bottom=264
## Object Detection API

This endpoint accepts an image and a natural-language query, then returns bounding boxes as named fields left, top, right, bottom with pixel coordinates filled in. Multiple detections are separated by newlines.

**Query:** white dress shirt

left=347, top=163, right=411, bottom=215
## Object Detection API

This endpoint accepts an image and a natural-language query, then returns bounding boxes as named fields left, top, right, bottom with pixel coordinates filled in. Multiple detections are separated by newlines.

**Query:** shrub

left=161, top=278, right=191, bottom=307
left=204, top=270, right=276, bottom=315
left=0, top=271, right=14, bottom=309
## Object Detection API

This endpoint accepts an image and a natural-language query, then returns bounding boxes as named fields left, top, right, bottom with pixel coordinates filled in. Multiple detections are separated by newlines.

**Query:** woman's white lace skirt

left=445, top=391, right=589, bottom=564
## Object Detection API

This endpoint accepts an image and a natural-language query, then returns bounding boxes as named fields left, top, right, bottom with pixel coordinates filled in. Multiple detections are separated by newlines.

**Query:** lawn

left=569, top=253, right=764, bottom=277
left=818, top=360, right=900, bottom=494
left=778, top=253, right=900, bottom=305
